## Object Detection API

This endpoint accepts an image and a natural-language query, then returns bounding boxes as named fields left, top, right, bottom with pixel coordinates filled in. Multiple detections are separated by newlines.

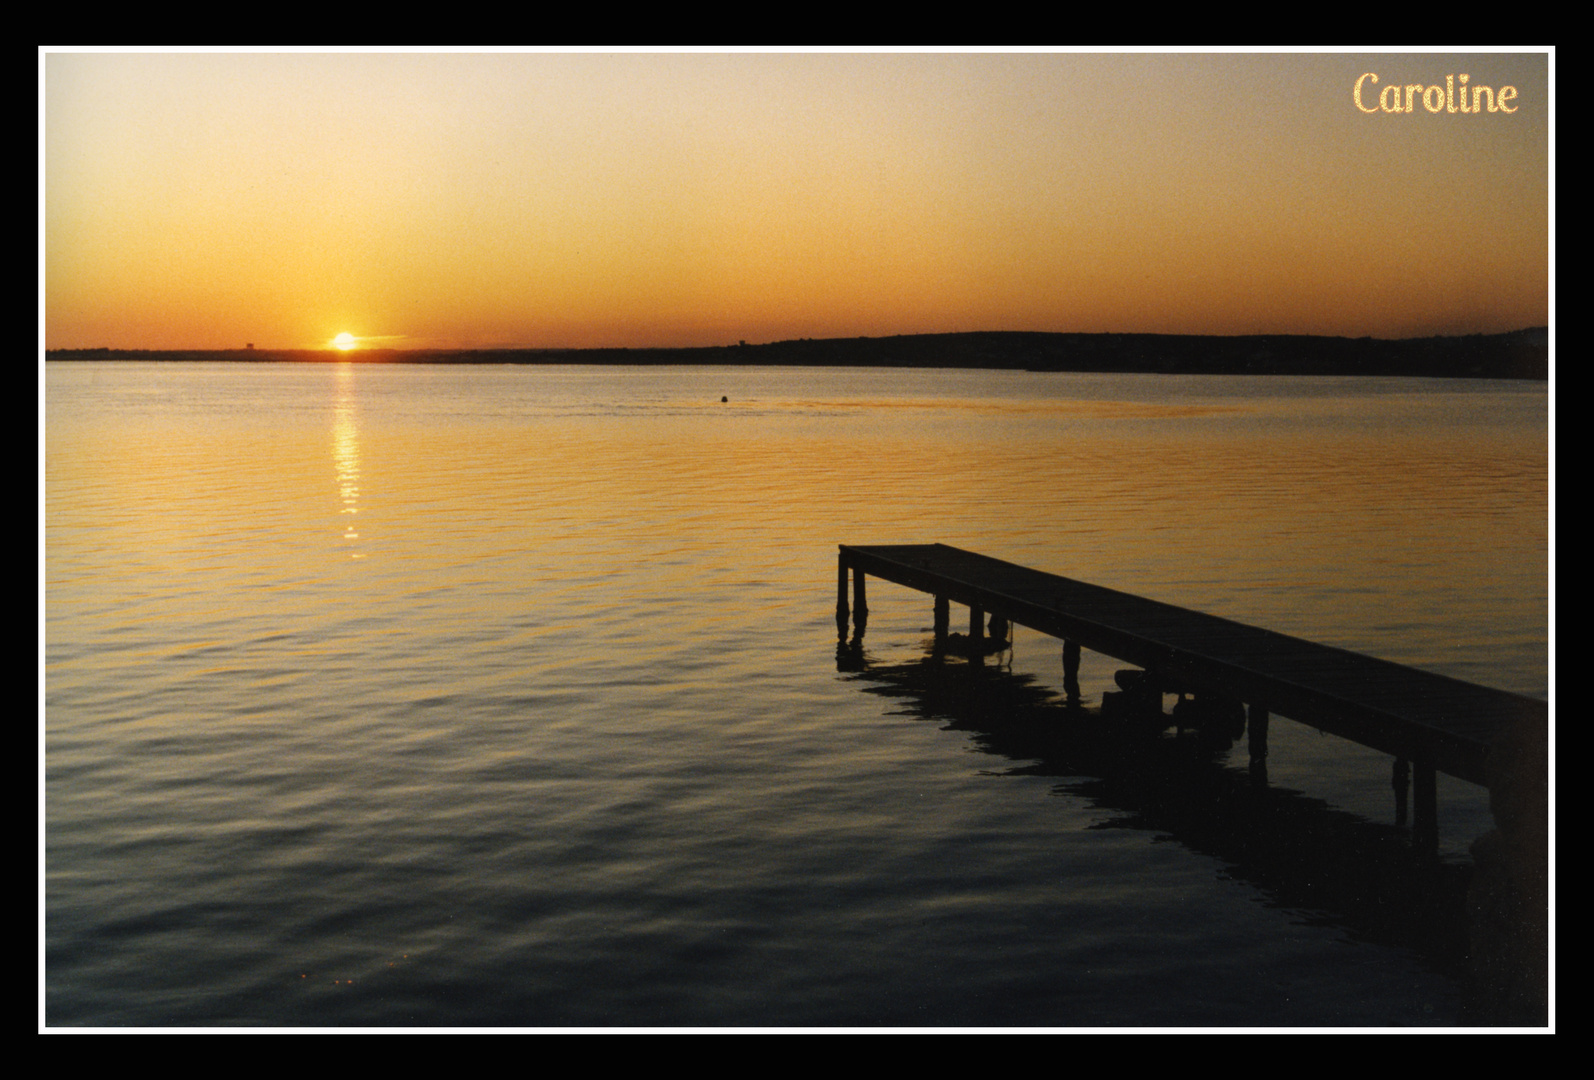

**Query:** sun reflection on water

left=333, top=363, right=362, bottom=555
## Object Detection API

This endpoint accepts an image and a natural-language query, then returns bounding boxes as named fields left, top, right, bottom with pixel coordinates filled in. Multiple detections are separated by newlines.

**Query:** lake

left=44, top=361, right=1548, bottom=1027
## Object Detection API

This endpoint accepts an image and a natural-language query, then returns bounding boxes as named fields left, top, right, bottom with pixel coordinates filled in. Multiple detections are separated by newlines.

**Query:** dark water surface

left=45, top=362, right=1548, bottom=1027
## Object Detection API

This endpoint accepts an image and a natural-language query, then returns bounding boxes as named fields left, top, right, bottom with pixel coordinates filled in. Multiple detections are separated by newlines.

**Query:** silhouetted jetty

left=836, top=544, right=1547, bottom=849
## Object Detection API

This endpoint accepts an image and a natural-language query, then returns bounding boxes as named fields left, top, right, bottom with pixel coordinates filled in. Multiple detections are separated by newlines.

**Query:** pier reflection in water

left=836, top=638, right=1472, bottom=982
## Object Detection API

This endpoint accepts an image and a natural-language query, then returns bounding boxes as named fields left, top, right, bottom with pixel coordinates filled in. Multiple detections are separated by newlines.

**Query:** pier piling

left=1062, top=640, right=1081, bottom=704
left=836, top=558, right=850, bottom=639
left=1414, top=758, right=1438, bottom=851
left=1248, top=704, right=1269, bottom=763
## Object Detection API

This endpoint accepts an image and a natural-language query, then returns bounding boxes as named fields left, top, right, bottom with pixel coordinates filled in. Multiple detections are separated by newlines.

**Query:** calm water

left=44, top=362, right=1548, bottom=1027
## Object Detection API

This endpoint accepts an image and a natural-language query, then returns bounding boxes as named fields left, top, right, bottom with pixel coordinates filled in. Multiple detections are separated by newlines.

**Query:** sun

left=332, top=332, right=358, bottom=351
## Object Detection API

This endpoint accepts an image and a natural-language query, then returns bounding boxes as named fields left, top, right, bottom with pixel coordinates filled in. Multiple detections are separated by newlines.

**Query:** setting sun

left=332, top=333, right=357, bottom=351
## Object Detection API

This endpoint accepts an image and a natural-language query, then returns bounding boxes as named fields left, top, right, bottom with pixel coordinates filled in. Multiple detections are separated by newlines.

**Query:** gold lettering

left=1354, top=72, right=1379, bottom=113
left=1357, top=74, right=1517, bottom=117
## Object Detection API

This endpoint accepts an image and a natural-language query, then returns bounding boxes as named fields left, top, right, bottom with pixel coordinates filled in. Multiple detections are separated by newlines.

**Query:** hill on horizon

left=47, top=327, right=1550, bottom=380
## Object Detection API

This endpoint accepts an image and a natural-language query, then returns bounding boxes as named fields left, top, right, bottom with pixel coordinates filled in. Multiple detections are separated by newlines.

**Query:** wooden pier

left=837, top=544, right=1548, bottom=845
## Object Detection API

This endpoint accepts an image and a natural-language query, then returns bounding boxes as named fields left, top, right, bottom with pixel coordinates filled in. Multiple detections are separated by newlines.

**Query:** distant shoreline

left=45, top=328, right=1550, bottom=380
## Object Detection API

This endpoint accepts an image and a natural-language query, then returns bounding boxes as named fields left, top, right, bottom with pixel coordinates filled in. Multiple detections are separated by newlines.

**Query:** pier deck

left=837, top=544, right=1546, bottom=832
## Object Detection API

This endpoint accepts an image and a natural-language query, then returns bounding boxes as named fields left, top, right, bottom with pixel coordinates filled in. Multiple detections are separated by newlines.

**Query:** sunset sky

left=43, top=50, right=1551, bottom=351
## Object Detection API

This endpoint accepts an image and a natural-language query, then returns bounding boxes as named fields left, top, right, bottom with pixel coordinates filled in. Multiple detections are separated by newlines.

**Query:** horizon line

left=46, top=326, right=1551, bottom=355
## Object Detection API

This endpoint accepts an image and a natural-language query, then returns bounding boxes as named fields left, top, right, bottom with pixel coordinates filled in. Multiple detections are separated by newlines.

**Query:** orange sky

left=43, top=50, right=1551, bottom=351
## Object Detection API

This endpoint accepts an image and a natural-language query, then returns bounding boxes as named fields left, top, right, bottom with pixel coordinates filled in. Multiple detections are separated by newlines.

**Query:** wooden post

left=1247, top=703, right=1269, bottom=759
left=1248, top=704, right=1269, bottom=770
left=933, top=595, right=949, bottom=642
left=836, top=554, right=849, bottom=640
left=1062, top=640, right=1081, bottom=704
left=988, top=613, right=1008, bottom=644
left=969, top=605, right=984, bottom=643
left=1413, top=757, right=1437, bottom=851
left=1393, top=757, right=1410, bottom=826
left=853, top=568, right=868, bottom=621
